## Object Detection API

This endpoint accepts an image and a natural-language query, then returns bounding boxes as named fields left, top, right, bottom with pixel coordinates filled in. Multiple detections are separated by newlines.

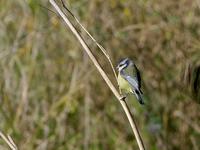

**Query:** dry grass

left=0, top=0, right=200, bottom=149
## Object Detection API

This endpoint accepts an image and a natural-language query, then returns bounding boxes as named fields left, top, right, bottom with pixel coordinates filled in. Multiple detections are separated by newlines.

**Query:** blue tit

left=117, top=58, right=144, bottom=105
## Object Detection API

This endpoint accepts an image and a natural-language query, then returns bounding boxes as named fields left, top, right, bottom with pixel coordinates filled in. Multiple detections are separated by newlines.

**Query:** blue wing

left=124, top=75, right=144, bottom=104
left=125, top=76, right=139, bottom=90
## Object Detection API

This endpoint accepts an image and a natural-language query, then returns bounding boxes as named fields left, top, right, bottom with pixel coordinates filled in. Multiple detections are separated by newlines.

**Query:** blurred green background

left=0, top=0, right=200, bottom=149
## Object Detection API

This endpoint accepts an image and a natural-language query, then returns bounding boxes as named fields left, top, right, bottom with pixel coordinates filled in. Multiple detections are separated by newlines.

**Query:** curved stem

left=49, top=1, right=145, bottom=149
left=60, top=0, right=118, bottom=82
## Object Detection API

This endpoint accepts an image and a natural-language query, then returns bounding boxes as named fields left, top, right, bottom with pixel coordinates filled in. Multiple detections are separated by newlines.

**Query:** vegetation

left=0, top=0, right=200, bottom=149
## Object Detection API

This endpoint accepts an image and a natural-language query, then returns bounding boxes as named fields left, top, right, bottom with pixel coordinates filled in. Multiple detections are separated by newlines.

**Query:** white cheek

left=122, top=64, right=127, bottom=69
left=119, top=65, right=127, bottom=71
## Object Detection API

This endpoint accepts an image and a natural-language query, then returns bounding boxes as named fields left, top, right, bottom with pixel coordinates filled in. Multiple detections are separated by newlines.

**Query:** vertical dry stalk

left=84, top=84, right=91, bottom=150
left=49, top=0, right=145, bottom=149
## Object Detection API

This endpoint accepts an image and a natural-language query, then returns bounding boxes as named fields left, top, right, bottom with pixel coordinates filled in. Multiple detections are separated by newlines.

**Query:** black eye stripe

left=117, top=58, right=130, bottom=68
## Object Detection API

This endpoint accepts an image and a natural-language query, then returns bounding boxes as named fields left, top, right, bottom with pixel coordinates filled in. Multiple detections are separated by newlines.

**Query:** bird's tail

left=134, top=89, right=144, bottom=105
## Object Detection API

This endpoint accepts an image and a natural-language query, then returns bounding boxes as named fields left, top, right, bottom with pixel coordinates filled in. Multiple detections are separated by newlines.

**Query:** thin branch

left=0, top=131, right=18, bottom=150
left=60, top=0, right=118, bottom=82
left=49, top=1, right=145, bottom=150
left=7, top=135, right=18, bottom=150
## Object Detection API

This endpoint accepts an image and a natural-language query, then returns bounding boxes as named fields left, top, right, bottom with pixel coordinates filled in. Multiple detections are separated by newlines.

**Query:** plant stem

left=49, top=0, right=145, bottom=149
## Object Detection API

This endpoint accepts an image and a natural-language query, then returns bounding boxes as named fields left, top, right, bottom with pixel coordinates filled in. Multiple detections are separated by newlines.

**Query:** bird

left=117, top=58, right=144, bottom=105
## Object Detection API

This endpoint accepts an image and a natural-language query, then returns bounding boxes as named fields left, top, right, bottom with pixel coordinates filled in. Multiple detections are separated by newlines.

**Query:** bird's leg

left=119, top=94, right=127, bottom=101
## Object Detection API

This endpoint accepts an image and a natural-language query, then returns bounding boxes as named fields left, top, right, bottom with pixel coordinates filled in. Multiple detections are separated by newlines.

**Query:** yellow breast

left=117, top=74, right=132, bottom=93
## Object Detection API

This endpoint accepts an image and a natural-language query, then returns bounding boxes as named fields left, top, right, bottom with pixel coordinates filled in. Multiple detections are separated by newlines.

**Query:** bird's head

left=117, top=58, right=132, bottom=72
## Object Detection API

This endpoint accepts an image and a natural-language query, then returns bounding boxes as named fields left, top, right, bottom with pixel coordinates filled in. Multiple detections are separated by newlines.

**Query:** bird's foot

left=119, top=95, right=126, bottom=101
